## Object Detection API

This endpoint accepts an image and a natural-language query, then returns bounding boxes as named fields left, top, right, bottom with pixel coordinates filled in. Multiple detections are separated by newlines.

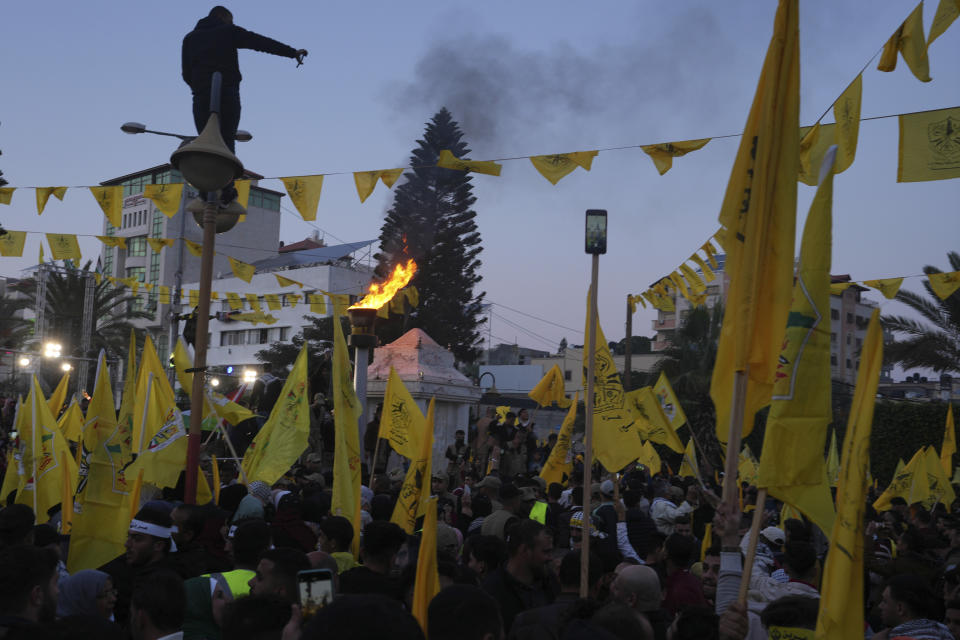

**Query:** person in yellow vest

left=213, top=519, right=272, bottom=599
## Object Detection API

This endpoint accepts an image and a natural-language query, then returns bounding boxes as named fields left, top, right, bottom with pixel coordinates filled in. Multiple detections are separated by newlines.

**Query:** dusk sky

left=1, top=1, right=957, bottom=366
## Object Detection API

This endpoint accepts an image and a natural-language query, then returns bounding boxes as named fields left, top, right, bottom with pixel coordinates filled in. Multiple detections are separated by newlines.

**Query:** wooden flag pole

left=737, top=487, right=767, bottom=602
left=721, top=369, right=749, bottom=507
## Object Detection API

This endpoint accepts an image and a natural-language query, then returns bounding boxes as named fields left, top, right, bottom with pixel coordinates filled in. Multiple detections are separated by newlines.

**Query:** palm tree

left=883, top=250, right=960, bottom=375
left=0, top=294, right=33, bottom=350
left=16, top=260, right=151, bottom=361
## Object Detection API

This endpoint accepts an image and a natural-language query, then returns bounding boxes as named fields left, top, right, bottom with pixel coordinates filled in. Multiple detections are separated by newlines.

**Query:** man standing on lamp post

left=181, top=6, right=307, bottom=204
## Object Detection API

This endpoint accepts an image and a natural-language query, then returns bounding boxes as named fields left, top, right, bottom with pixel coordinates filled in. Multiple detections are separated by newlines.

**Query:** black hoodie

left=181, top=16, right=298, bottom=91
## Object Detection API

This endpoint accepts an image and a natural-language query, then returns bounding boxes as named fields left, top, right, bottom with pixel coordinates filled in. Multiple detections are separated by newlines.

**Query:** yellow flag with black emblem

left=0, top=188, right=15, bottom=205
left=381, top=367, right=426, bottom=460
left=353, top=169, right=404, bottom=203
left=943, top=405, right=956, bottom=476
left=242, top=345, right=311, bottom=485
left=184, top=239, right=203, bottom=257
left=46, top=234, right=81, bottom=261
left=275, top=274, right=303, bottom=288
left=625, top=387, right=684, bottom=453
left=653, top=372, right=688, bottom=432
left=391, top=397, right=435, bottom=534
left=36, top=187, right=67, bottom=215
left=928, top=0, right=960, bottom=48
left=898, top=107, right=960, bottom=182
left=640, top=139, right=710, bottom=175
left=529, top=151, right=598, bottom=184
left=877, top=2, right=931, bottom=82
left=757, top=148, right=837, bottom=536
left=282, top=175, right=324, bottom=222
left=798, top=75, right=861, bottom=185
left=540, top=393, right=578, bottom=487
left=411, top=496, right=440, bottom=633
left=147, top=238, right=173, bottom=254
left=711, top=0, right=799, bottom=443
left=584, top=291, right=644, bottom=472
left=863, top=278, right=904, bottom=300
left=437, top=150, right=501, bottom=176
left=0, top=231, right=26, bottom=257
left=331, top=314, right=363, bottom=556
left=929, top=271, right=960, bottom=300
left=229, top=257, right=255, bottom=282
left=89, top=186, right=122, bottom=227
left=144, top=183, right=184, bottom=218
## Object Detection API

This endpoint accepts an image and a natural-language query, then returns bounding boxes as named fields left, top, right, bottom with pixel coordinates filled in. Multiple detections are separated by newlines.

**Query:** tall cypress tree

left=375, top=108, right=485, bottom=363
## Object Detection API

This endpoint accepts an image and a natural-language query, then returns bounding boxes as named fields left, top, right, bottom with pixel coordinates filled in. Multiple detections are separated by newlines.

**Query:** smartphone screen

left=298, top=569, right=334, bottom=618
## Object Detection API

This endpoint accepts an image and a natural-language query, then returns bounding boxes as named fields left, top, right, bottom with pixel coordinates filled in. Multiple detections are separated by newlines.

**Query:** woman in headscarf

left=56, top=569, right=117, bottom=620
left=184, top=575, right=230, bottom=640
left=232, top=480, right=273, bottom=523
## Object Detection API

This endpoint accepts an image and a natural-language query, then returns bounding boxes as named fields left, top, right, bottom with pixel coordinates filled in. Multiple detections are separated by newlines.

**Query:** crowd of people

left=0, top=402, right=958, bottom=640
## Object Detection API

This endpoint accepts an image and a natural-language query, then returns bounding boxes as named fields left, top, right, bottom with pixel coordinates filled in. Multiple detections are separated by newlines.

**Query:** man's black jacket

left=182, top=16, right=298, bottom=90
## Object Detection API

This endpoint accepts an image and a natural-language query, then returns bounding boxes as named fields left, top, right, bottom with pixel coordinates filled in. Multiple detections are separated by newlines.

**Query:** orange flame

left=349, top=259, right=417, bottom=309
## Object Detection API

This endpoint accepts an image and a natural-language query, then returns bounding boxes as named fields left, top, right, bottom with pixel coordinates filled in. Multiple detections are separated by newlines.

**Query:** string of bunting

left=629, top=228, right=960, bottom=313
left=0, top=1, right=957, bottom=225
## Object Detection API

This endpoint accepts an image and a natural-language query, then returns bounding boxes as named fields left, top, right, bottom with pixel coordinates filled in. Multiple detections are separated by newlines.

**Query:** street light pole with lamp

left=580, top=209, right=607, bottom=598
left=168, top=71, right=245, bottom=504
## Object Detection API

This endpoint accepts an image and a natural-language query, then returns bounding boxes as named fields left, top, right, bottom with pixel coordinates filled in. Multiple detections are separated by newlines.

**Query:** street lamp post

left=169, top=71, right=244, bottom=504
left=580, top=209, right=607, bottom=598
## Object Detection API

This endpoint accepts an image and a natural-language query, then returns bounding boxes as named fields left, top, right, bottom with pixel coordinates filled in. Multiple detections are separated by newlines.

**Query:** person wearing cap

left=649, top=480, right=698, bottom=536
left=738, top=525, right=785, bottom=581
left=592, top=479, right=620, bottom=555
left=609, top=564, right=669, bottom=640
left=482, top=484, right=534, bottom=540
left=474, top=475, right=504, bottom=511
left=744, top=540, right=819, bottom=611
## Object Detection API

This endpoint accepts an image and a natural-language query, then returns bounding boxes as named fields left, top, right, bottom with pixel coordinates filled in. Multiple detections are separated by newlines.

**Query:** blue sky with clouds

left=1, top=1, right=957, bottom=360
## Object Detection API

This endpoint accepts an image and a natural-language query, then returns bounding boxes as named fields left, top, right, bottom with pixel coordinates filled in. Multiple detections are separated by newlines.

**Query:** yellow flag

left=158, top=286, right=171, bottom=305
left=392, top=398, right=435, bottom=534
left=229, top=256, right=256, bottom=283
left=529, top=151, right=598, bottom=184
left=798, top=78, right=861, bottom=185
left=245, top=293, right=262, bottom=312
left=225, top=292, right=243, bottom=311
left=97, top=236, right=127, bottom=249
left=897, top=107, right=960, bottom=182
left=653, top=373, right=689, bottom=432
left=711, top=0, right=799, bottom=443
left=275, top=274, right=304, bottom=288
left=144, top=183, right=184, bottom=218
left=235, top=179, right=251, bottom=209
left=679, top=263, right=706, bottom=295
left=637, top=441, right=662, bottom=474
left=47, top=372, right=70, bottom=418
left=928, top=0, right=960, bottom=47
left=353, top=169, right=405, bottom=203
left=689, top=253, right=715, bottom=283
left=877, top=2, right=931, bottom=82
left=207, top=390, right=256, bottom=426
left=874, top=447, right=926, bottom=511
left=529, top=364, right=572, bottom=408
left=640, top=139, right=710, bottom=175
left=46, top=234, right=81, bottom=261
left=739, top=449, right=760, bottom=486
left=147, top=237, right=174, bottom=254
left=757, top=148, right=836, bottom=536
left=678, top=438, right=699, bottom=479
left=308, top=294, right=326, bottom=314
left=0, top=230, right=26, bottom=257
left=943, top=405, right=956, bottom=476
left=242, top=345, right=311, bottom=485
left=89, top=186, right=122, bottom=227
left=130, top=336, right=188, bottom=489
left=436, top=150, right=501, bottom=176
left=14, top=377, right=79, bottom=524
left=863, top=278, right=904, bottom=299
left=330, top=294, right=349, bottom=317
left=540, top=393, right=578, bottom=487
left=626, top=387, right=685, bottom=453
left=57, top=400, right=84, bottom=443
left=35, top=187, right=67, bottom=215
left=411, top=496, right=440, bottom=633
left=262, top=293, right=281, bottom=311
left=826, top=430, right=840, bottom=487
left=924, top=444, right=956, bottom=509
left=928, top=270, right=960, bottom=300
left=184, top=239, right=203, bottom=257
left=381, top=367, right=426, bottom=460
left=281, top=175, right=324, bottom=222
left=0, top=188, right=14, bottom=205
left=331, top=315, right=363, bottom=556
left=288, top=294, right=301, bottom=308
left=668, top=271, right=691, bottom=300
left=830, top=282, right=853, bottom=295
left=189, top=290, right=200, bottom=308
left=405, top=286, right=419, bottom=308
left=583, top=294, right=645, bottom=471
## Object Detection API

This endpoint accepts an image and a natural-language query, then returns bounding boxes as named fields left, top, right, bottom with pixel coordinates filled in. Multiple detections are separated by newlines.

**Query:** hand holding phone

left=298, top=568, right=334, bottom=619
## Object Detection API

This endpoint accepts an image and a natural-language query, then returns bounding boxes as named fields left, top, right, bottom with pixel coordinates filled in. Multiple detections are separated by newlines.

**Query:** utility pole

left=624, top=296, right=633, bottom=391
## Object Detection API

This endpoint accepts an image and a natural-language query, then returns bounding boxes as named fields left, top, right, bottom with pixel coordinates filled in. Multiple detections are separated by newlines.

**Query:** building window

left=103, top=247, right=113, bottom=278
left=831, top=332, right=836, bottom=343
left=220, top=330, right=247, bottom=346
left=830, top=354, right=837, bottom=366
left=278, top=327, right=289, bottom=341
left=152, top=211, right=163, bottom=237
left=249, top=188, right=281, bottom=211
left=846, top=334, right=851, bottom=345
left=257, top=329, right=270, bottom=344
left=564, top=370, right=572, bottom=381
left=127, top=266, right=146, bottom=312
left=846, top=312, right=853, bottom=324
left=128, top=236, right=147, bottom=257
left=831, top=309, right=839, bottom=320
left=846, top=358, right=852, bottom=369
left=856, top=338, right=862, bottom=348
